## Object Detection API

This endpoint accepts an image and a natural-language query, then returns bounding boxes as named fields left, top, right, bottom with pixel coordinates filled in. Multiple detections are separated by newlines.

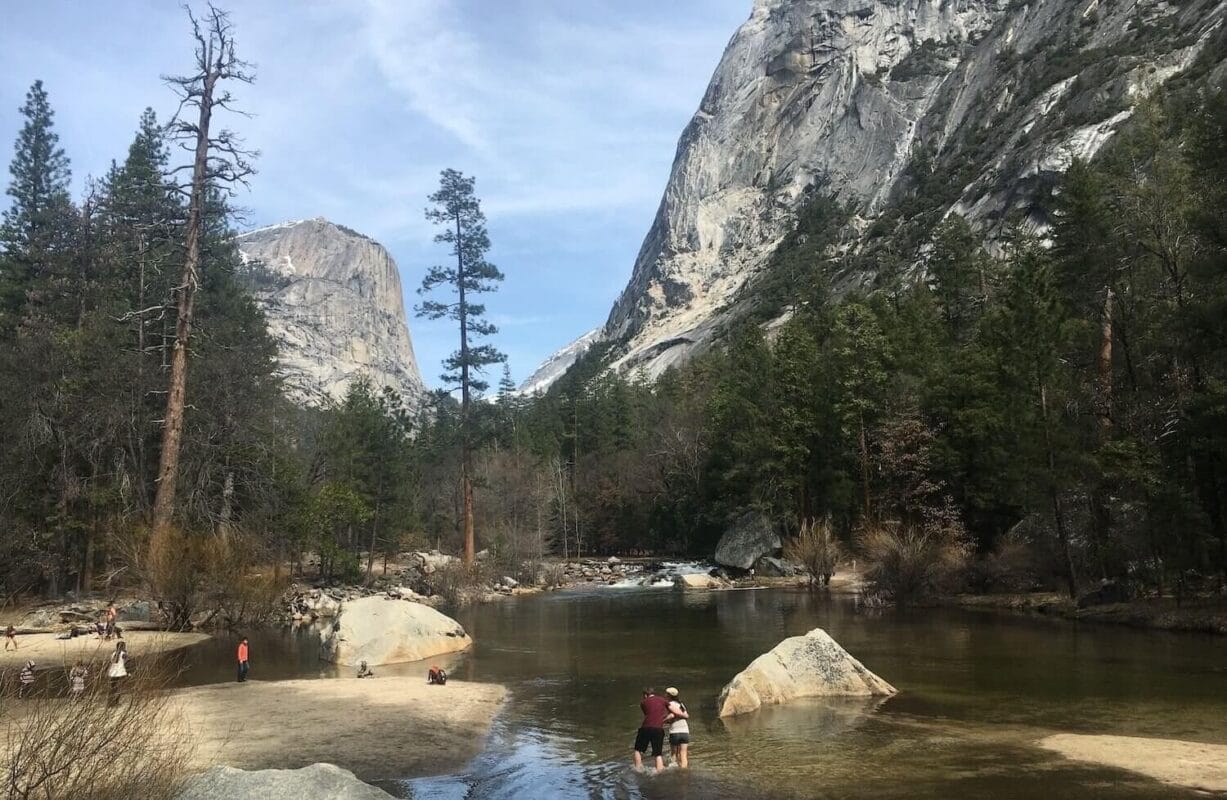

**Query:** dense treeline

left=1, top=15, right=1223, bottom=611
left=465, top=86, right=1227, bottom=602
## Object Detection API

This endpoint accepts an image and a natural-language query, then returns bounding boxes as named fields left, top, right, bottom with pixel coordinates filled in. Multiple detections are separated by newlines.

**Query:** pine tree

left=416, top=168, right=506, bottom=565
left=0, top=80, right=75, bottom=324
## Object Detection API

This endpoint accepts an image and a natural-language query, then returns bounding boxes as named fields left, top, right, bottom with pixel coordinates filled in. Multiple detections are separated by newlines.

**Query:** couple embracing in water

left=633, top=686, right=690, bottom=772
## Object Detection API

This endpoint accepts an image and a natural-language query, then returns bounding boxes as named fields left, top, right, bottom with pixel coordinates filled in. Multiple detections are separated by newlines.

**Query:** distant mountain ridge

left=526, top=0, right=1227, bottom=390
left=235, top=217, right=425, bottom=406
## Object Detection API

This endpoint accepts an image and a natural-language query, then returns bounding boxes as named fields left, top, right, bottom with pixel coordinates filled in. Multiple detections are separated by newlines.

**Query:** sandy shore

left=0, top=630, right=209, bottom=670
left=1040, top=734, right=1227, bottom=792
left=172, top=676, right=507, bottom=781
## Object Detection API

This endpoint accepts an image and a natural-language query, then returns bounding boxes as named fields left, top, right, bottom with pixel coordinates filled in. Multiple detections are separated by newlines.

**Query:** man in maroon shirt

left=633, top=687, right=670, bottom=772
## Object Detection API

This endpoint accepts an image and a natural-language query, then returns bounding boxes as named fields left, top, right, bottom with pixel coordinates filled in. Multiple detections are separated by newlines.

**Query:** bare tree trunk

left=1095, top=287, right=1114, bottom=431
left=150, top=7, right=254, bottom=555
left=1090, top=286, right=1114, bottom=578
left=858, top=412, right=873, bottom=522
left=455, top=213, right=476, bottom=567
left=150, top=56, right=218, bottom=544
left=1041, top=384, right=1077, bottom=598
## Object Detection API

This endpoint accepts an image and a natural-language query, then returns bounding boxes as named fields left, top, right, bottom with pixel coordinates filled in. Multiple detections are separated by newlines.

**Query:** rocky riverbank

left=947, top=592, right=1227, bottom=635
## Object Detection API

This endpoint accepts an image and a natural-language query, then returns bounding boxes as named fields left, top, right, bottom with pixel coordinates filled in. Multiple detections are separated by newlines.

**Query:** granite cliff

left=530, top=0, right=1227, bottom=386
left=235, top=218, right=425, bottom=406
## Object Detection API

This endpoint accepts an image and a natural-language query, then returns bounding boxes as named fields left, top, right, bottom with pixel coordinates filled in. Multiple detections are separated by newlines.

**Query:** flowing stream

left=174, top=586, right=1227, bottom=799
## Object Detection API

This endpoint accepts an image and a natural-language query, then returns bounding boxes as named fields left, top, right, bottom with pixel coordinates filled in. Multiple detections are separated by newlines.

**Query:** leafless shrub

left=141, top=528, right=287, bottom=630
left=859, top=521, right=971, bottom=605
left=538, top=562, right=567, bottom=589
left=420, top=561, right=494, bottom=607
left=961, top=524, right=1040, bottom=593
left=785, top=518, right=845, bottom=587
left=0, top=654, right=193, bottom=800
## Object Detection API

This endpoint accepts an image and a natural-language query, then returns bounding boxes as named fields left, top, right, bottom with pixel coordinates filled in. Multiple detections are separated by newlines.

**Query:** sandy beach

left=0, top=630, right=209, bottom=670
left=172, top=676, right=507, bottom=781
left=1039, top=734, right=1227, bottom=793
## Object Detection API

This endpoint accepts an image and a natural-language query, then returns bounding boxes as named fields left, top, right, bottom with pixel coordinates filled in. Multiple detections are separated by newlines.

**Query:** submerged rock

left=320, top=595, right=471, bottom=666
left=715, top=512, right=782, bottom=570
left=673, top=573, right=731, bottom=590
left=178, top=763, right=393, bottom=800
left=717, top=628, right=896, bottom=717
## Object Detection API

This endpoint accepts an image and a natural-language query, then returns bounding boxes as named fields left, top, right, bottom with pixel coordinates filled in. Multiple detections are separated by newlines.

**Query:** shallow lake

left=175, top=587, right=1227, bottom=799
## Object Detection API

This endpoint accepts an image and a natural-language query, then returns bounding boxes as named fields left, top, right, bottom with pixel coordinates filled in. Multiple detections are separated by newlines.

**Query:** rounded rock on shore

left=178, top=763, right=393, bottom=800
left=319, top=595, right=472, bottom=666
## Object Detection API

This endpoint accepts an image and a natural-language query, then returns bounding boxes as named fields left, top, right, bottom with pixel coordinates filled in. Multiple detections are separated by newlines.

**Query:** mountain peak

left=235, top=219, right=424, bottom=406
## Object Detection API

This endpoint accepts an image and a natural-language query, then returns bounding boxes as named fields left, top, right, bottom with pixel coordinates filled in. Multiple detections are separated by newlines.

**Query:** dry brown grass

left=785, top=518, right=845, bottom=587
left=858, top=522, right=970, bottom=605
left=0, top=656, right=194, bottom=800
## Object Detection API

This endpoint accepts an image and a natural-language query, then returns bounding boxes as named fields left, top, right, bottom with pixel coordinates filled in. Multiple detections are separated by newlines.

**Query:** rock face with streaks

left=531, top=0, right=1227, bottom=388
left=235, top=218, right=425, bottom=406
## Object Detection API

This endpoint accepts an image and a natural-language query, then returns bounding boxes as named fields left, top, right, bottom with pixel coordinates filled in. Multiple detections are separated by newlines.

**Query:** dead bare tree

left=150, top=4, right=255, bottom=552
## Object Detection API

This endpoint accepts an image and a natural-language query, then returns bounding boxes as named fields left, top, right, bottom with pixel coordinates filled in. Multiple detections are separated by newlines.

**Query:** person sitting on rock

left=357, top=661, right=374, bottom=679
left=427, top=665, right=447, bottom=685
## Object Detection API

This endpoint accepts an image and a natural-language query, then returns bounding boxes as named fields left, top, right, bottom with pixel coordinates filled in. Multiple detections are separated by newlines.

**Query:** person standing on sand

left=105, top=603, right=117, bottom=640
left=4, top=624, right=16, bottom=651
left=633, top=687, right=670, bottom=773
left=237, top=636, right=249, bottom=682
left=664, top=687, right=691, bottom=768
left=107, top=640, right=129, bottom=705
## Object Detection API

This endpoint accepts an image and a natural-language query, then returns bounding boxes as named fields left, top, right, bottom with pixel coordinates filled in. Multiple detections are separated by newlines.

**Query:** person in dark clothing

left=633, top=687, right=670, bottom=772
left=237, top=637, right=249, bottom=682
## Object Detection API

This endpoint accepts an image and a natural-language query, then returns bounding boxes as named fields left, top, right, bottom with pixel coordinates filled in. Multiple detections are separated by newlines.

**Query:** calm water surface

left=176, top=587, right=1227, bottom=799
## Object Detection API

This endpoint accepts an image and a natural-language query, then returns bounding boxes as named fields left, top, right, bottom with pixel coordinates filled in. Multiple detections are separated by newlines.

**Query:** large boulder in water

left=320, top=595, right=471, bottom=666
left=178, top=763, right=393, bottom=800
left=717, top=628, right=896, bottom=717
left=715, top=511, right=782, bottom=570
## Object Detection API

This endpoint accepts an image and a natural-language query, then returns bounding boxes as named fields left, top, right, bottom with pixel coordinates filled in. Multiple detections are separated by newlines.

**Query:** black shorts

left=633, top=727, right=664, bottom=756
left=669, top=732, right=690, bottom=746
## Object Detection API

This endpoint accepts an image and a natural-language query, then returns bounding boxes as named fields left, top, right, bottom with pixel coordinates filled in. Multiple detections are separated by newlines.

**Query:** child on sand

left=69, top=661, right=89, bottom=698
left=19, top=660, right=36, bottom=697
left=4, top=625, right=16, bottom=651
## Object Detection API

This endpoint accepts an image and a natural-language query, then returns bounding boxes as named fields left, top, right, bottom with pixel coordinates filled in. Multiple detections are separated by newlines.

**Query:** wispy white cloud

left=0, top=0, right=752, bottom=384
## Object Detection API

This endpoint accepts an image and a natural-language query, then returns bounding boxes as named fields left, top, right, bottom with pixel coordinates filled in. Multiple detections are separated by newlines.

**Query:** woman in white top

left=664, top=686, right=691, bottom=768
left=107, top=640, right=128, bottom=706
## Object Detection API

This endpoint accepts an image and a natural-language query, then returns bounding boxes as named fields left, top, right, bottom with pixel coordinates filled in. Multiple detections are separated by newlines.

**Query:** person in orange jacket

left=237, top=637, right=249, bottom=682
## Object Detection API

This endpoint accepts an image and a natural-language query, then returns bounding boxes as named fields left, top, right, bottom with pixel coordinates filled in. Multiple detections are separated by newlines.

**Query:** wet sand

left=1040, top=734, right=1227, bottom=792
left=173, top=676, right=507, bottom=781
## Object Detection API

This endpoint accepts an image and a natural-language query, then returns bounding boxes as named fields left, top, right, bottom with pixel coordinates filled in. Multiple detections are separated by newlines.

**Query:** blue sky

left=0, top=0, right=750, bottom=387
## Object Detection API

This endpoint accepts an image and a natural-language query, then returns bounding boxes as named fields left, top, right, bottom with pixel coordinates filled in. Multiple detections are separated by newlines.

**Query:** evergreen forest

left=1, top=36, right=1225, bottom=613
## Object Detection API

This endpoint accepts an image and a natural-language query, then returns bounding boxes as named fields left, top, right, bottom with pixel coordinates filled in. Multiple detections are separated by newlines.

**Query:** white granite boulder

left=717, top=628, right=896, bottom=717
left=320, top=595, right=471, bottom=666
left=178, top=763, right=393, bottom=800
left=673, top=573, right=731, bottom=590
